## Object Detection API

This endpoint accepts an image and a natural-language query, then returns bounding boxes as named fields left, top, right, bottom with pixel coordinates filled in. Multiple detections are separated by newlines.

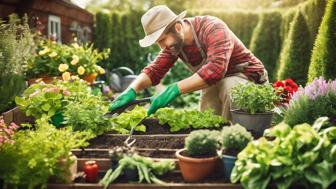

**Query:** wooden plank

left=2, top=108, right=14, bottom=125
left=48, top=183, right=243, bottom=189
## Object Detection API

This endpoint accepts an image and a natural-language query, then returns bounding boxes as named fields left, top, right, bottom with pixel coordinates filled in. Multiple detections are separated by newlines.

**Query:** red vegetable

left=84, top=160, right=99, bottom=183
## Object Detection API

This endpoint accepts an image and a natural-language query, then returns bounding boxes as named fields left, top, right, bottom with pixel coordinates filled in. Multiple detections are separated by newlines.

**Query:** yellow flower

left=77, top=66, right=85, bottom=75
left=38, top=48, right=50, bottom=56
left=62, top=72, right=71, bottom=81
left=49, top=51, right=58, bottom=58
left=71, top=55, right=79, bottom=65
left=58, top=64, right=69, bottom=72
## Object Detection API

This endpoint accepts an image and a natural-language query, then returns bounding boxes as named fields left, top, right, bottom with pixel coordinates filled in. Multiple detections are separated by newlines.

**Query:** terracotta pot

left=82, top=73, right=97, bottom=84
left=27, top=75, right=62, bottom=86
left=176, top=148, right=219, bottom=182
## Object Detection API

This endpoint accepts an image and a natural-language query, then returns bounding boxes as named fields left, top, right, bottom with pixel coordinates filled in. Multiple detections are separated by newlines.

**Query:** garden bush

left=308, top=0, right=336, bottom=82
left=277, top=10, right=311, bottom=85
left=249, top=11, right=282, bottom=82
left=0, top=119, right=93, bottom=188
left=220, top=124, right=252, bottom=155
left=284, top=77, right=336, bottom=125
left=0, top=14, right=35, bottom=113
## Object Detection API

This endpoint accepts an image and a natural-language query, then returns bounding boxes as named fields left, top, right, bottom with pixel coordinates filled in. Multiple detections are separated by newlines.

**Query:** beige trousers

left=199, top=73, right=250, bottom=121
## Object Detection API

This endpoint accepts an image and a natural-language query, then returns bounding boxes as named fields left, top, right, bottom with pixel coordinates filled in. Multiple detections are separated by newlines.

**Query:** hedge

left=249, top=11, right=282, bottom=82
left=277, top=9, right=311, bottom=85
left=308, top=0, right=336, bottom=82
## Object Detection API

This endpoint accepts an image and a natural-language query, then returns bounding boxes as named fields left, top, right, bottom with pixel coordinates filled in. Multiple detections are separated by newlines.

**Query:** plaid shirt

left=142, top=16, right=266, bottom=85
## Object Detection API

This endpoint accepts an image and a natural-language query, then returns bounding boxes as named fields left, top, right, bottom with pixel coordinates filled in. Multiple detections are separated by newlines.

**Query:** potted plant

left=26, top=38, right=109, bottom=85
left=219, top=124, right=253, bottom=180
left=230, top=83, right=279, bottom=136
left=175, top=130, right=220, bottom=182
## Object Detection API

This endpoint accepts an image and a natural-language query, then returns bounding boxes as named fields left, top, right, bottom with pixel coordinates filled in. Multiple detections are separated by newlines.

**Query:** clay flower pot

left=176, top=148, right=219, bottom=182
left=82, top=73, right=97, bottom=84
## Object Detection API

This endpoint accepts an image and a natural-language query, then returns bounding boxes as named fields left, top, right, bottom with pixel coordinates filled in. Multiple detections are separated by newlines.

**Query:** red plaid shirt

left=142, top=16, right=266, bottom=85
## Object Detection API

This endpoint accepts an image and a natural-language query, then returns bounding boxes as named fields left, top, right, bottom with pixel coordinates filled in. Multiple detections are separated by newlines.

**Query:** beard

left=168, top=33, right=183, bottom=56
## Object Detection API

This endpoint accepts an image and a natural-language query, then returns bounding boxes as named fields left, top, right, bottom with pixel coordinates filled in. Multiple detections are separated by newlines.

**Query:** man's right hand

left=108, top=88, right=136, bottom=112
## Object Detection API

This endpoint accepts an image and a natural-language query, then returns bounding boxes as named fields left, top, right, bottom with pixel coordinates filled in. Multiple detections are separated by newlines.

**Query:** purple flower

left=290, top=77, right=336, bottom=105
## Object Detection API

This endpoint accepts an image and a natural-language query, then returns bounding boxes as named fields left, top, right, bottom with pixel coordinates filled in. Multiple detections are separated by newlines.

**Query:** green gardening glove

left=108, top=88, right=136, bottom=112
left=147, top=83, right=180, bottom=115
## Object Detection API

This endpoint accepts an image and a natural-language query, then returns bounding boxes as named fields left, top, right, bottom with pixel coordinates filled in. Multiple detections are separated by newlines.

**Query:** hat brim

left=139, top=10, right=187, bottom=48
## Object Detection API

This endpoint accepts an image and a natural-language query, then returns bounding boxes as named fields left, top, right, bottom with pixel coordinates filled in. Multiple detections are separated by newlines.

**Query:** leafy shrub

left=0, top=119, right=93, bottom=188
left=277, top=10, right=311, bottom=85
left=0, top=14, right=35, bottom=112
left=185, top=130, right=220, bottom=157
left=220, top=124, right=253, bottom=155
left=284, top=77, right=336, bottom=125
left=63, top=94, right=112, bottom=136
left=308, top=0, right=336, bottom=82
left=154, top=107, right=226, bottom=132
left=230, top=83, right=279, bottom=114
left=231, top=117, right=336, bottom=189
left=249, top=11, right=282, bottom=82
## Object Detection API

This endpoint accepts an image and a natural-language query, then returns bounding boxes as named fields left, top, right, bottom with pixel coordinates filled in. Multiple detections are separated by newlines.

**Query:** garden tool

left=123, top=115, right=148, bottom=147
left=105, top=97, right=151, bottom=147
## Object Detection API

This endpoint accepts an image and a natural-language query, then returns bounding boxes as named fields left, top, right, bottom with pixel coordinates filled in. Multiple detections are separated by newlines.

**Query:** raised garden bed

left=72, top=148, right=178, bottom=159
left=87, top=134, right=187, bottom=149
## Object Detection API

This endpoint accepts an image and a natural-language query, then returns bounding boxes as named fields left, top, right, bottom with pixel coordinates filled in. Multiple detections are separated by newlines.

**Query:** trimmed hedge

left=308, top=0, right=336, bottom=82
left=94, top=0, right=327, bottom=83
left=191, top=10, right=259, bottom=47
left=277, top=9, right=311, bottom=85
left=94, top=10, right=159, bottom=73
left=249, top=11, right=282, bottom=82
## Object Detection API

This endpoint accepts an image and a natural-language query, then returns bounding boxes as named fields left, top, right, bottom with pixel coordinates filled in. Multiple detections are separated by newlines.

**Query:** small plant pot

left=82, top=73, right=97, bottom=84
left=221, top=154, right=237, bottom=180
left=176, top=148, right=219, bottom=182
left=230, top=110, right=273, bottom=137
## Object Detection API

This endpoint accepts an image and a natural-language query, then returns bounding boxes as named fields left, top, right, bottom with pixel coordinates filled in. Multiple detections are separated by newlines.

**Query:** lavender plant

left=285, top=77, right=336, bottom=125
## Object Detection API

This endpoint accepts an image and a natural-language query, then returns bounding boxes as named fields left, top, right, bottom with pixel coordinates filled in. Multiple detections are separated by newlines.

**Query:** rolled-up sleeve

left=197, top=22, right=234, bottom=85
left=141, top=49, right=178, bottom=85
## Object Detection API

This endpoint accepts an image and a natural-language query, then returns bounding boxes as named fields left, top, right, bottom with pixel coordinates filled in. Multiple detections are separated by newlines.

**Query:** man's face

left=156, top=25, right=184, bottom=56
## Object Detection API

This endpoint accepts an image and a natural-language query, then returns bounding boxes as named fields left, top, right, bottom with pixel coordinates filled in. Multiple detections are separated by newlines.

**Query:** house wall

left=0, top=0, right=94, bottom=44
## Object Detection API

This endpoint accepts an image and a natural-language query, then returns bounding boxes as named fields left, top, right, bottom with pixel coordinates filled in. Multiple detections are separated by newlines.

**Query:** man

left=109, top=5, right=268, bottom=120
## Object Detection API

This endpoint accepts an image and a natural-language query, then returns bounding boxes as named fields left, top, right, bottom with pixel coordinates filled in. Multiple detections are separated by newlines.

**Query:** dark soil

left=73, top=148, right=177, bottom=159
left=88, top=135, right=186, bottom=149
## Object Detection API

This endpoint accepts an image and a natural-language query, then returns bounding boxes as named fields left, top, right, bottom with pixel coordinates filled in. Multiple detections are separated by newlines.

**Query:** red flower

left=273, top=81, right=285, bottom=88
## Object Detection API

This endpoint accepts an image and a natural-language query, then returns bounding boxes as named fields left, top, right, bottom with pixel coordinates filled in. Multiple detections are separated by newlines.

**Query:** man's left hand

left=147, top=83, right=180, bottom=115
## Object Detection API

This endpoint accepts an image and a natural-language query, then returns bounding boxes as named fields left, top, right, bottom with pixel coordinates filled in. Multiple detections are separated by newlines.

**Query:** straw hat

left=139, top=5, right=187, bottom=47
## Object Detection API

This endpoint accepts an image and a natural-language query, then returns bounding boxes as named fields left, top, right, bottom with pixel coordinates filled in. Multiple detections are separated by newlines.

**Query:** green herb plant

left=0, top=119, right=93, bottom=189
left=230, top=83, right=279, bottom=114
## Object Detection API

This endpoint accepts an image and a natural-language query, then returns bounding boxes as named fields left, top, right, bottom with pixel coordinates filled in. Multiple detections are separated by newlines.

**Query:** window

left=48, top=15, right=61, bottom=43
